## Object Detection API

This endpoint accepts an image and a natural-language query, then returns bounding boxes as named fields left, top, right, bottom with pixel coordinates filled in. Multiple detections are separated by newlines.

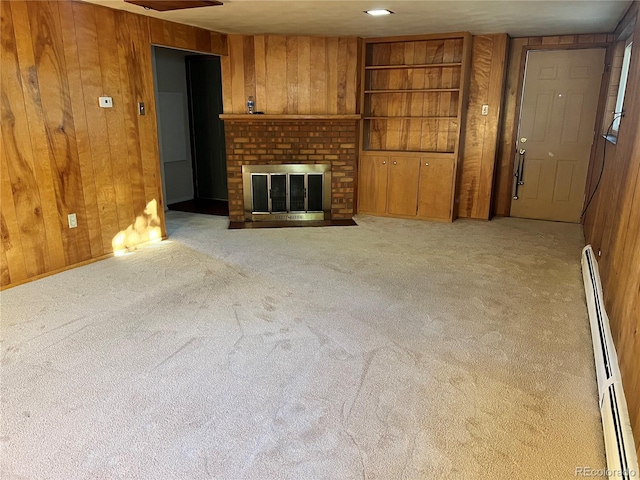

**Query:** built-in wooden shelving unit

left=358, top=32, right=472, bottom=222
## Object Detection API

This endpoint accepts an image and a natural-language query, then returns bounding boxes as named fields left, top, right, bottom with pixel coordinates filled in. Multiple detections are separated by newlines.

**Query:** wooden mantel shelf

left=219, top=114, right=361, bottom=120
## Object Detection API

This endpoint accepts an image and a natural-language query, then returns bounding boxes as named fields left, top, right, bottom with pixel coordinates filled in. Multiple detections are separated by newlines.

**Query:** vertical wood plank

left=0, top=139, right=28, bottom=284
left=410, top=41, right=427, bottom=152
left=421, top=119, right=437, bottom=151
left=58, top=0, right=104, bottom=257
left=72, top=1, right=119, bottom=252
left=128, top=8, right=166, bottom=235
left=325, top=37, right=339, bottom=115
left=95, top=7, right=135, bottom=231
left=11, top=0, right=68, bottom=270
left=254, top=35, right=266, bottom=114
left=0, top=234, right=8, bottom=286
left=345, top=38, right=358, bottom=114
left=286, top=36, right=298, bottom=114
left=220, top=35, right=233, bottom=112
left=30, top=0, right=92, bottom=265
left=114, top=10, right=150, bottom=219
left=493, top=36, right=527, bottom=216
left=1, top=0, right=50, bottom=276
left=243, top=35, right=256, bottom=109
left=229, top=35, right=246, bottom=114
left=425, top=40, right=441, bottom=63
left=336, top=37, right=349, bottom=114
left=265, top=35, right=287, bottom=114
left=386, top=119, right=401, bottom=150
left=460, top=35, right=491, bottom=217
left=310, top=37, right=327, bottom=114
left=387, top=43, right=404, bottom=132
left=475, top=34, right=508, bottom=219
left=297, top=36, right=311, bottom=114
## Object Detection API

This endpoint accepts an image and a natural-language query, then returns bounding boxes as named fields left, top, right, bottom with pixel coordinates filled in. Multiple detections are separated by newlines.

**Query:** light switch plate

left=481, top=105, right=489, bottom=116
left=99, top=96, right=113, bottom=108
left=68, top=213, right=78, bottom=229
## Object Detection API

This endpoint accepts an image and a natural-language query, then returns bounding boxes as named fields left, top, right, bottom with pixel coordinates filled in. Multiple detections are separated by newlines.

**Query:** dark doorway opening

left=186, top=55, right=228, bottom=204
left=152, top=47, right=228, bottom=217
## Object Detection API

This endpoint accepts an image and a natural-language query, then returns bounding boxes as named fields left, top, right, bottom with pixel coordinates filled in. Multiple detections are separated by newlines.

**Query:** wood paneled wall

left=493, top=33, right=613, bottom=217
left=583, top=2, right=640, bottom=456
left=149, top=16, right=227, bottom=55
left=0, top=0, right=226, bottom=288
left=457, top=34, right=508, bottom=219
left=220, top=34, right=360, bottom=115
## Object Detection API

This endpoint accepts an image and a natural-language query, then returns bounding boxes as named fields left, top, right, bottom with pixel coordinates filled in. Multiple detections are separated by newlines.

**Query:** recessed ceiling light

left=365, top=9, right=394, bottom=16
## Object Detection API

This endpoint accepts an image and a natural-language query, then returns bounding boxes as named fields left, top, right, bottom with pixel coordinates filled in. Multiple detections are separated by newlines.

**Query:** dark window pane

left=271, top=175, right=287, bottom=212
left=308, top=174, right=323, bottom=211
left=251, top=175, right=269, bottom=212
left=290, top=174, right=305, bottom=211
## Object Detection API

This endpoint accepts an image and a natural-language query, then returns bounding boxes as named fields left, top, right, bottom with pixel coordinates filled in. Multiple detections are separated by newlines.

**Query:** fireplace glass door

left=250, top=173, right=325, bottom=214
left=243, top=164, right=331, bottom=221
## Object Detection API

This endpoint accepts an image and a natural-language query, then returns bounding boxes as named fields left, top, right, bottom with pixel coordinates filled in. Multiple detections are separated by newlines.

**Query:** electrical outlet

left=481, top=105, right=489, bottom=116
left=68, top=213, right=78, bottom=229
left=99, top=96, right=113, bottom=108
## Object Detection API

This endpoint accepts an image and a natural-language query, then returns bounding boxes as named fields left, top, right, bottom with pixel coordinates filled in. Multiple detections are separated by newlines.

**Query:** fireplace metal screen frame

left=242, top=164, right=332, bottom=222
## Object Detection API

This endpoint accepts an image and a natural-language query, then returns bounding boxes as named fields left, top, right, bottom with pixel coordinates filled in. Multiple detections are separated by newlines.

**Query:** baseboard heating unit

left=581, top=246, right=638, bottom=479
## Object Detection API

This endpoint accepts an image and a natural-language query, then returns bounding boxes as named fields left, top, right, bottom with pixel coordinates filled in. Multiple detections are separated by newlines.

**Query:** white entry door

left=511, top=48, right=606, bottom=223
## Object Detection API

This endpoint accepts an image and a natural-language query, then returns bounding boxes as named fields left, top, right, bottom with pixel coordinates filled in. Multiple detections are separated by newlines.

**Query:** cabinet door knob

left=382, top=161, right=386, bottom=164
left=393, top=161, right=397, bottom=165
left=425, top=163, right=429, bottom=166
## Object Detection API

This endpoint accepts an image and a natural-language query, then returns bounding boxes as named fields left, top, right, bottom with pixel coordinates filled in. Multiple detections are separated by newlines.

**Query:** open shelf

left=365, top=88, right=460, bottom=93
left=365, top=62, right=463, bottom=70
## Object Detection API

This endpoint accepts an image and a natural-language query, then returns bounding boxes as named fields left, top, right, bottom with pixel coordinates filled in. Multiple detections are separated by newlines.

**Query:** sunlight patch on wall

left=112, top=199, right=162, bottom=256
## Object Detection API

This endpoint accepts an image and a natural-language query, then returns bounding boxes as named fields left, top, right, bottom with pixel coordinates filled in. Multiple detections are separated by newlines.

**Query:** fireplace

left=220, top=115, right=359, bottom=223
left=242, top=164, right=331, bottom=221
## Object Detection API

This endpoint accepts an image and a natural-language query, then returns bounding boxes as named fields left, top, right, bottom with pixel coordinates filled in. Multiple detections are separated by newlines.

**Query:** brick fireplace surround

left=220, top=116, right=359, bottom=223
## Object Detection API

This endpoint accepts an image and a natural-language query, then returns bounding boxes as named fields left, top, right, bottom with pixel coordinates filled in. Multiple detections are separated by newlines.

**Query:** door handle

left=517, top=149, right=526, bottom=185
left=513, top=149, right=526, bottom=199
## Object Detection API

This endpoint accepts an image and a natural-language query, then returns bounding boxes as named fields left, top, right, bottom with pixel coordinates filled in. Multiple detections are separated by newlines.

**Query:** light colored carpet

left=1, top=212, right=604, bottom=479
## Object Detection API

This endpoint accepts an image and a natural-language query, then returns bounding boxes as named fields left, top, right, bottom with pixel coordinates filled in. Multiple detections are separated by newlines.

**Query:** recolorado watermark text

left=575, top=467, right=638, bottom=477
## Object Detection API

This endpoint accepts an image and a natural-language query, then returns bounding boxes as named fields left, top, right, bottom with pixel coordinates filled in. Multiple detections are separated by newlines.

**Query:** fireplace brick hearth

left=222, top=118, right=358, bottom=222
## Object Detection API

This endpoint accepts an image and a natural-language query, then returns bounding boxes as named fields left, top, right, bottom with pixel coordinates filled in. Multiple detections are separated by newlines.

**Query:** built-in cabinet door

left=418, top=158, right=454, bottom=220
left=387, top=156, right=420, bottom=216
left=359, top=155, right=389, bottom=214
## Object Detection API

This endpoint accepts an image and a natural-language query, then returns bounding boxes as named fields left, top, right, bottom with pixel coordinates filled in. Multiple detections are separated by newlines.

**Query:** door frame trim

left=500, top=42, right=613, bottom=219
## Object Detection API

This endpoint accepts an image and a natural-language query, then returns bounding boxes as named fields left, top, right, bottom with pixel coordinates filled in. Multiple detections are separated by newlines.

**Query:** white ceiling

left=82, top=0, right=632, bottom=38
